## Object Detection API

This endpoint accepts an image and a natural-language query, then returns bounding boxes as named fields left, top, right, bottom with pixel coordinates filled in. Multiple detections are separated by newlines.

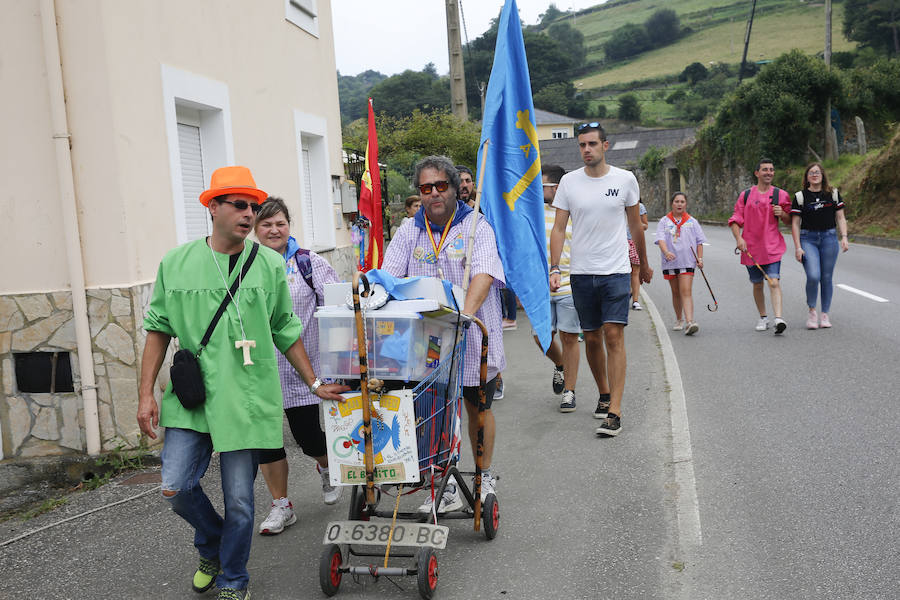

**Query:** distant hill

left=558, top=0, right=856, bottom=89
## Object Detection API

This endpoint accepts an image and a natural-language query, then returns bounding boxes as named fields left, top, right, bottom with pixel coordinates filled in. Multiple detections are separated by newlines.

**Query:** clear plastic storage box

left=315, top=303, right=459, bottom=381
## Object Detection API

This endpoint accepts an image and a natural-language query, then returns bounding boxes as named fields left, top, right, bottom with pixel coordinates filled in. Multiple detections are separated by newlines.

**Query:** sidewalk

left=0, top=298, right=684, bottom=600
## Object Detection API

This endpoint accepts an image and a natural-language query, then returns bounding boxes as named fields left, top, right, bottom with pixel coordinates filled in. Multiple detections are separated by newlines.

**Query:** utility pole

left=446, top=0, right=468, bottom=121
left=824, top=0, right=837, bottom=159
left=738, top=0, right=758, bottom=85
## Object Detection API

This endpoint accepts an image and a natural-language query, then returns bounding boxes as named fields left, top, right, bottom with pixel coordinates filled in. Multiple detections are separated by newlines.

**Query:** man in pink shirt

left=729, top=158, right=793, bottom=334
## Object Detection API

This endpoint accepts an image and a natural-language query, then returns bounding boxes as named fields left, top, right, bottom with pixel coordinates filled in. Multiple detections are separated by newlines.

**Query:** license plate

left=323, top=520, right=449, bottom=549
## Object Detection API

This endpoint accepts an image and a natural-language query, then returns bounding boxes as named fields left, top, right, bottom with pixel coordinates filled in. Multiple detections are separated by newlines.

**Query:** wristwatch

left=310, top=378, right=323, bottom=394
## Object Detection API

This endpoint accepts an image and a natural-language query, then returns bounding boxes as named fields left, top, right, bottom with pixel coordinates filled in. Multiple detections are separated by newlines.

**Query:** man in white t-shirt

left=549, top=123, right=653, bottom=437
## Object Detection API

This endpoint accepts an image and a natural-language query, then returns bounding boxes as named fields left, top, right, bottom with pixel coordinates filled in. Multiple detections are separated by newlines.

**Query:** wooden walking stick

left=689, top=245, right=718, bottom=312
left=735, top=247, right=774, bottom=286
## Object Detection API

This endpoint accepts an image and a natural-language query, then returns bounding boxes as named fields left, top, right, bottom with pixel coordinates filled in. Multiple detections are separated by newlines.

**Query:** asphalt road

left=640, top=222, right=900, bottom=600
left=1, top=300, right=684, bottom=600
left=3, top=226, right=896, bottom=599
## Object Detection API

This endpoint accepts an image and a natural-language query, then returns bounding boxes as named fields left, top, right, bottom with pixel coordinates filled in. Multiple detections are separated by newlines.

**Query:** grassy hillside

left=568, top=0, right=856, bottom=89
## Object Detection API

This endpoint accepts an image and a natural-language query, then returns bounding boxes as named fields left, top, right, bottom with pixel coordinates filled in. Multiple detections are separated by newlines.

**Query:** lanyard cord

left=425, top=209, right=456, bottom=264
left=208, top=240, right=248, bottom=341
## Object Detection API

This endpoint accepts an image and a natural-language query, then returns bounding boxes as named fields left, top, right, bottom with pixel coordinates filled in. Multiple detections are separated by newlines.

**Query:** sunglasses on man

left=218, top=198, right=262, bottom=213
left=417, top=180, right=451, bottom=195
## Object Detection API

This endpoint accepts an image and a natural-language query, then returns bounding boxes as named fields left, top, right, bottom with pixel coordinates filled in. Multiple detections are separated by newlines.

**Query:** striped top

left=382, top=211, right=506, bottom=386
left=545, top=205, right=574, bottom=296
left=276, top=249, right=341, bottom=408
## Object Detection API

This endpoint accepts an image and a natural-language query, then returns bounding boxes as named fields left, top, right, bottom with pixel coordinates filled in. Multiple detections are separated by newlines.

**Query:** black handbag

left=170, top=242, right=259, bottom=409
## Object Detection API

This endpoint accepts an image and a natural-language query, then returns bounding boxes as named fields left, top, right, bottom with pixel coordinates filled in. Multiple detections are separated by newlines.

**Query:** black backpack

left=741, top=186, right=782, bottom=207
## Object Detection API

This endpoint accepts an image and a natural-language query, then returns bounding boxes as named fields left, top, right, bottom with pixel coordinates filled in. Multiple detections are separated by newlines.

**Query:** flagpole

left=462, top=139, right=490, bottom=293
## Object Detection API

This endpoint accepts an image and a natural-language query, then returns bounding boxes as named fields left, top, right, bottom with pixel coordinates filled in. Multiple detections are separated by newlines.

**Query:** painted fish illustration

left=350, top=415, right=401, bottom=464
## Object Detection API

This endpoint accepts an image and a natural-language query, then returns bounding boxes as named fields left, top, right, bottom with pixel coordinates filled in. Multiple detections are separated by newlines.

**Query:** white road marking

left=641, top=290, right=703, bottom=555
left=837, top=283, right=889, bottom=303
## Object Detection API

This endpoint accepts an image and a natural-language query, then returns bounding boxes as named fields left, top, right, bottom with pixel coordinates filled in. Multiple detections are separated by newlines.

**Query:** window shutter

left=178, top=123, right=209, bottom=241
left=301, top=147, right=316, bottom=245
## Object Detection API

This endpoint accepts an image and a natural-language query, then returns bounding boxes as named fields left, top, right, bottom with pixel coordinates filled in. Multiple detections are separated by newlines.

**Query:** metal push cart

left=319, top=272, right=499, bottom=599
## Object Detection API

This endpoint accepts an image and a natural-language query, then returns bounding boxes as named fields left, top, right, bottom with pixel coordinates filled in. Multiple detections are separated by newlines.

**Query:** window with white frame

left=294, top=110, right=336, bottom=250
left=286, top=0, right=318, bottom=36
left=161, top=65, right=235, bottom=244
left=552, top=128, right=569, bottom=139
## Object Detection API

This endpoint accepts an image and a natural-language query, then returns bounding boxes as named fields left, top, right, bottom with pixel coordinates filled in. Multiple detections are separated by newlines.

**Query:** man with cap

left=137, top=166, right=347, bottom=600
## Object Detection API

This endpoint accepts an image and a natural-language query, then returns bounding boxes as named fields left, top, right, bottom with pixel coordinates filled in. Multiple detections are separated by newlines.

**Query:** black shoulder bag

left=170, top=242, right=259, bottom=409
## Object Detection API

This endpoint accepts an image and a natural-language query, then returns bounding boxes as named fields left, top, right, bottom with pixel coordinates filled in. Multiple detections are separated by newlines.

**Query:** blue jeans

left=501, top=288, right=517, bottom=321
left=800, top=229, right=839, bottom=313
left=161, top=428, right=259, bottom=590
left=570, top=273, right=632, bottom=330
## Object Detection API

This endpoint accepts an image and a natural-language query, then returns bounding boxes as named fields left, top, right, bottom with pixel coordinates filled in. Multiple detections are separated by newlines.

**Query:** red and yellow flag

left=358, top=98, right=383, bottom=270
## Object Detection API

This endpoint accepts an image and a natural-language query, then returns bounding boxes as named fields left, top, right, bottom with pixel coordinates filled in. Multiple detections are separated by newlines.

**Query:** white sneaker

left=773, top=317, right=787, bottom=335
left=632, top=301, right=643, bottom=311
left=417, top=481, right=463, bottom=514
left=478, top=472, right=497, bottom=501
left=672, top=320, right=684, bottom=331
left=685, top=321, right=699, bottom=336
left=259, top=500, right=297, bottom=535
left=755, top=317, right=769, bottom=331
left=320, top=467, right=343, bottom=505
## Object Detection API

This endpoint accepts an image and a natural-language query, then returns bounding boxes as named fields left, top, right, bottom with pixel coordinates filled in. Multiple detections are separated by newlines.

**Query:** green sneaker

left=192, top=556, right=220, bottom=593
left=216, top=588, right=250, bottom=600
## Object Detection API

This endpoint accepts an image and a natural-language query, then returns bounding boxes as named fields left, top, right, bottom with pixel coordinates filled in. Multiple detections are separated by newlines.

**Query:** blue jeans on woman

left=800, top=228, right=839, bottom=313
left=161, top=427, right=259, bottom=590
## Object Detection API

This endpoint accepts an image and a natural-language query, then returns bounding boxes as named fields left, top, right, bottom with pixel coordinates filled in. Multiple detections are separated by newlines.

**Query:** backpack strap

left=795, top=190, right=804, bottom=207
left=741, top=188, right=751, bottom=205
left=293, top=248, right=314, bottom=290
left=769, top=187, right=781, bottom=205
left=832, top=188, right=839, bottom=203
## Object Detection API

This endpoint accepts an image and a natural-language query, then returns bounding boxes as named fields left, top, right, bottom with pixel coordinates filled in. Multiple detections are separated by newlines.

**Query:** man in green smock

left=137, top=166, right=347, bottom=600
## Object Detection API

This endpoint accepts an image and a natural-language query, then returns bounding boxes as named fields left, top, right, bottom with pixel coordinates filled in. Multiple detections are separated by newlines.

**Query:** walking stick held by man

left=689, top=245, right=718, bottom=312
left=735, top=247, right=774, bottom=286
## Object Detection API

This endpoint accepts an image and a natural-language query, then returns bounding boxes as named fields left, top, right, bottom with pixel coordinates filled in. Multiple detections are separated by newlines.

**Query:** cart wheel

left=348, top=486, right=370, bottom=521
left=482, top=494, right=500, bottom=540
left=319, top=544, right=343, bottom=596
left=416, top=547, right=438, bottom=600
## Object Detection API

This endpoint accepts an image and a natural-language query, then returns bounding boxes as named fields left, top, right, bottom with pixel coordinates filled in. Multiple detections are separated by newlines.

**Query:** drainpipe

left=40, top=0, right=101, bottom=456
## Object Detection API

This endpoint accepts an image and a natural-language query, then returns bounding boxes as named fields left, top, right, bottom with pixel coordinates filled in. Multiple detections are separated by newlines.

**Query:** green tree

left=679, top=62, right=709, bottom=85
left=547, top=21, right=586, bottom=67
left=463, top=23, right=575, bottom=118
left=539, top=3, right=566, bottom=27
left=844, top=0, right=900, bottom=56
left=839, top=58, right=900, bottom=124
left=703, top=50, right=841, bottom=168
left=343, top=109, right=480, bottom=180
left=618, top=93, right=641, bottom=121
left=534, top=82, right=571, bottom=114
left=644, top=8, right=681, bottom=47
left=338, top=70, right=387, bottom=124
left=533, top=81, right=587, bottom=116
left=367, top=70, right=450, bottom=118
left=603, top=23, right=652, bottom=61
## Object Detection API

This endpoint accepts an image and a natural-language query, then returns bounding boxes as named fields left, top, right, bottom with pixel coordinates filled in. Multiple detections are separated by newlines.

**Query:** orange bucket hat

left=199, top=166, right=268, bottom=206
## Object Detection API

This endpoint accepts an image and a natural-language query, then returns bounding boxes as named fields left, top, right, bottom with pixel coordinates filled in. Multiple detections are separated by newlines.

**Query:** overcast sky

left=331, top=0, right=602, bottom=77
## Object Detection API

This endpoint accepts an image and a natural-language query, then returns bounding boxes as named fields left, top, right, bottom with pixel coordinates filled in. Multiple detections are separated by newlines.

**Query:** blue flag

left=477, top=0, right=551, bottom=351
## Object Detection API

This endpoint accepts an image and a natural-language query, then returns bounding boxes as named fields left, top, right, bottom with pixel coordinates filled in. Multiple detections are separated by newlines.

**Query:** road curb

left=640, top=288, right=703, bottom=576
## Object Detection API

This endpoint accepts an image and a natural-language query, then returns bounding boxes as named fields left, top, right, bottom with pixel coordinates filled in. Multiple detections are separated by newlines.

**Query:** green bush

left=703, top=50, right=841, bottom=168
left=618, top=93, right=641, bottom=121
left=639, top=146, right=667, bottom=178
left=666, top=89, right=687, bottom=104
